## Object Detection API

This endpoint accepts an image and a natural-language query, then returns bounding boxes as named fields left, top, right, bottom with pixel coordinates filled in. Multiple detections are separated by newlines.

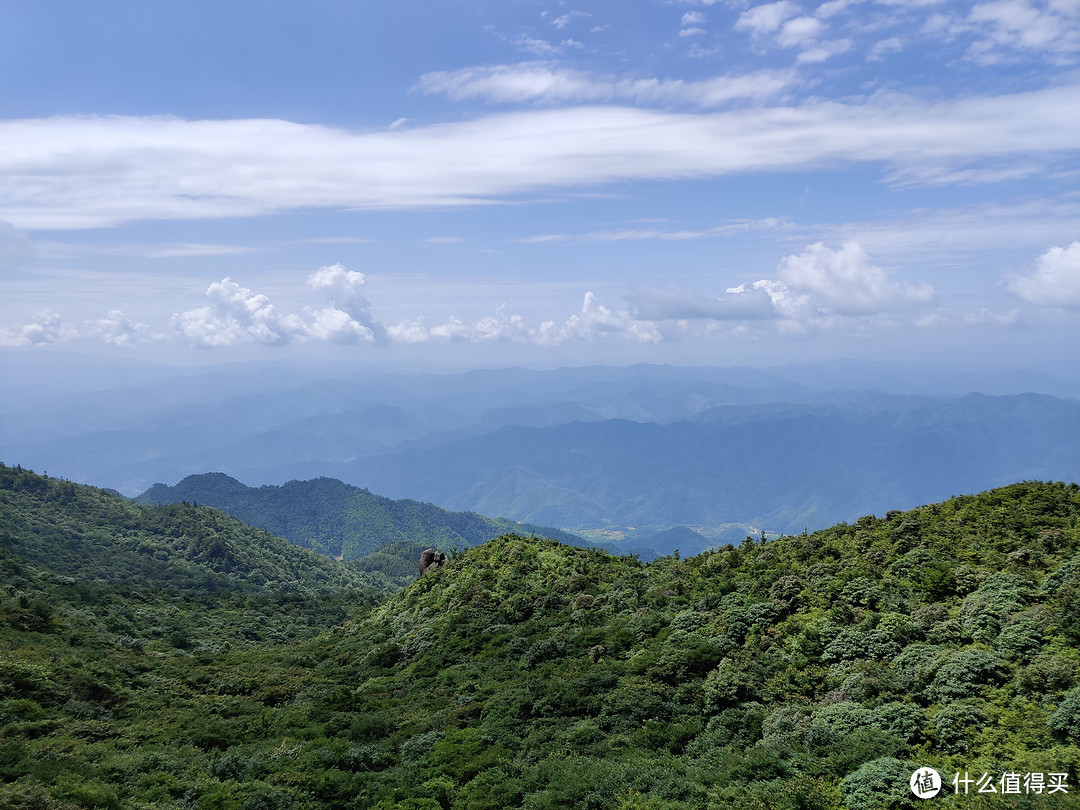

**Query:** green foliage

left=839, top=757, right=919, bottom=809
left=1050, top=688, right=1080, bottom=744
left=3, top=468, right=1080, bottom=808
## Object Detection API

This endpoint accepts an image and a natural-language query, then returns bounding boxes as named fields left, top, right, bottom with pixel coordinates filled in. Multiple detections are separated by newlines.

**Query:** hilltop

left=135, top=472, right=588, bottom=575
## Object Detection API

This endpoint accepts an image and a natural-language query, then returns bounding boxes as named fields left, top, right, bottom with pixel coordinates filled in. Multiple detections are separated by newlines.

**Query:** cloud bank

left=7, top=242, right=1077, bottom=352
left=3, top=84, right=1079, bottom=228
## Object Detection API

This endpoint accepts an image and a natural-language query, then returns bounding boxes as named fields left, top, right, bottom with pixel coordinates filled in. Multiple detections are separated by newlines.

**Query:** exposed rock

left=419, top=548, right=447, bottom=575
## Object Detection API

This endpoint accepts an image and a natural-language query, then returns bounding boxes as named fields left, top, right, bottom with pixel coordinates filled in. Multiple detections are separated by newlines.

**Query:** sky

left=1, top=0, right=1079, bottom=372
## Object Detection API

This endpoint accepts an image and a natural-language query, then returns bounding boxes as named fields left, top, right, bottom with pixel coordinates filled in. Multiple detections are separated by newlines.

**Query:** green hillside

left=3, top=468, right=1080, bottom=808
left=135, top=473, right=588, bottom=568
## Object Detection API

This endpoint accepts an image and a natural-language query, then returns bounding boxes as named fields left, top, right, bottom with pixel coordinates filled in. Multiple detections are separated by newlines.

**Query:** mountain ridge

left=135, top=471, right=590, bottom=563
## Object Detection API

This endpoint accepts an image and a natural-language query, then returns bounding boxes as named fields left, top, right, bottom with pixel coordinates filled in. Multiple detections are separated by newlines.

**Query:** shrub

left=928, top=648, right=1007, bottom=700
left=959, top=573, right=1032, bottom=642
left=839, top=756, right=919, bottom=809
left=1049, top=687, right=1080, bottom=743
left=929, top=702, right=987, bottom=754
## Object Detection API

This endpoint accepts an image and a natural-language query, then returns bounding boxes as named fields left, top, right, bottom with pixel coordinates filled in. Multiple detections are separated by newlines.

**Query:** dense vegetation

left=3, top=465, right=1080, bottom=808
left=135, top=473, right=587, bottom=572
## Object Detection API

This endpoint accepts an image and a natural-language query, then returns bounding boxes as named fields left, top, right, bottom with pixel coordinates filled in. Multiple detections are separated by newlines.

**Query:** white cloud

left=680, top=27, right=707, bottom=36
left=87, top=310, right=165, bottom=347
left=0, top=310, right=78, bottom=348
left=816, top=0, right=864, bottom=18
left=796, top=37, right=853, bottom=61
left=513, top=35, right=559, bottom=55
left=966, top=0, right=1080, bottom=63
left=389, top=294, right=663, bottom=347
left=682, top=11, right=707, bottom=24
left=553, top=292, right=664, bottom=344
left=736, top=1, right=803, bottom=34
left=867, top=36, right=904, bottom=59
left=415, top=63, right=797, bottom=107
left=384, top=245, right=934, bottom=345
left=172, top=278, right=301, bottom=347
left=0, top=308, right=167, bottom=348
left=3, top=87, right=1080, bottom=228
left=1007, top=242, right=1080, bottom=307
left=737, top=2, right=852, bottom=62
left=305, top=262, right=383, bottom=343
left=552, top=11, right=588, bottom=28
left=306, top=262, right=369, bottom=312
left=304, top=306, right=377, bottom=344
left=775, top=241, right=933, bottom=315
left=923, top=0, right=1080, bottom=63
left=778, top=15, right=825, bottom=46
left=172, top=266, right=382, bottom=348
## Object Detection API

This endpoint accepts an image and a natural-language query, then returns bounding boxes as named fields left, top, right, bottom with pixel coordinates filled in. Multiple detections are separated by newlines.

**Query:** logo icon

left=910, top=768, right=942, bottom=799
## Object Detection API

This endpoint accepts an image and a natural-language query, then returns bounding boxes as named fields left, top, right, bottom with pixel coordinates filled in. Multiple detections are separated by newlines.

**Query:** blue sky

left=1, top=0, right=1078, bottom=370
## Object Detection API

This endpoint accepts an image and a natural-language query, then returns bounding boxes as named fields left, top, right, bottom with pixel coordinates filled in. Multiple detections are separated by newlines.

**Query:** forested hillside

left=3, top=469, right=1080, bottom=808
left=135, top=473, right=587, bottom=573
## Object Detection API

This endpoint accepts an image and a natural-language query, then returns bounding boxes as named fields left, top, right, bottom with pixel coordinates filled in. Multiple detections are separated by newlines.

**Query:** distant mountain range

left=293, top=391, right=1080, bottom=534
left=4, top=361, right=1079, bottom=536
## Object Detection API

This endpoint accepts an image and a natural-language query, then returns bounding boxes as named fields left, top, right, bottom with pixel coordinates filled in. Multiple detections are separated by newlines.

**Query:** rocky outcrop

left=419, top=548, right=447, bottom=575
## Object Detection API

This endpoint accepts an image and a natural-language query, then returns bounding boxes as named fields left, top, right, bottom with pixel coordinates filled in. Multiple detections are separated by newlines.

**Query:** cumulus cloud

left=172, top=278, right=302, bottom=347
left=554, top=292, right=664, bottom=344
left=682, top=11, right=707, bottom=24
left=0, top=310, right=77, bottom=348
left=3, top=86, right=1080, bottom=228
left=87, top=310, right=165, bottom=347
left=0, top=308, right=167, bottom=348
left=775, top=241, right=933, bottom=315
left=305, top=262, right=385, bottom=342
left=1007, top=242, right=1080, bottom=307
left=171, top=265, right=383, bottom=348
